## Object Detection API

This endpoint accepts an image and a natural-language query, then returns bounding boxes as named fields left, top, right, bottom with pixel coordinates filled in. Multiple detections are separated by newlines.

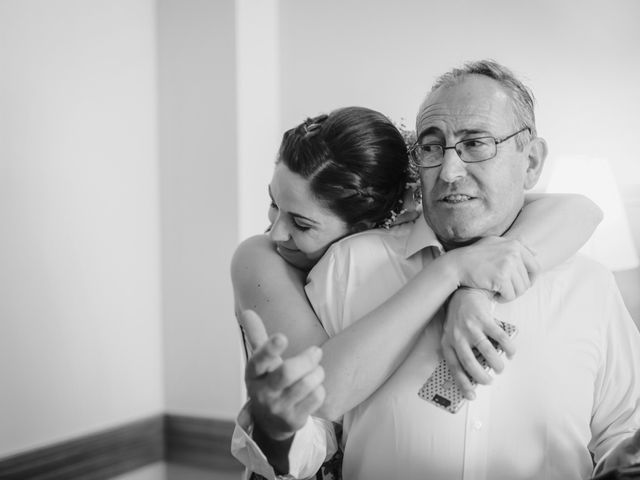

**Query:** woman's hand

left=441, top=288, right=516, bottom=399
left=240, top=310, right=326, bottom=442
left=449, top=236, right=540, bottom=302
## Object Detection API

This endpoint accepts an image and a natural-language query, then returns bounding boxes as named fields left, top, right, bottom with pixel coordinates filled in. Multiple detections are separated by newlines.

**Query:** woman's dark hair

left=277, top=106, right=412, bottom=231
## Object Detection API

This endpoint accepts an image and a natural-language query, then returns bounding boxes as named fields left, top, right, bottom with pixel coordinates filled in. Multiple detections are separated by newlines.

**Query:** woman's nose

left=268, top=215, right=291, bottom=242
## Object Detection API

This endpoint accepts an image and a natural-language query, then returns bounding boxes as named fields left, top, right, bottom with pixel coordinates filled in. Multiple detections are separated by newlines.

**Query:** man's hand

left=597, top=429, right=640, bottom=476
left=240, top=310, right=326, bottom=442
left=441, top=288, right=516, bottom=399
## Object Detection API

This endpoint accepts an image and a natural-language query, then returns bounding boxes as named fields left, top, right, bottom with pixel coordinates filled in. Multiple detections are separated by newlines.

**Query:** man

left=233, top=60, right=640, bottom=479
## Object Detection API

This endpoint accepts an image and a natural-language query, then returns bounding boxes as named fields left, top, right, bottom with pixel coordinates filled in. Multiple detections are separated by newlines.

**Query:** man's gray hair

left=430, top=60, right=537, bottom=149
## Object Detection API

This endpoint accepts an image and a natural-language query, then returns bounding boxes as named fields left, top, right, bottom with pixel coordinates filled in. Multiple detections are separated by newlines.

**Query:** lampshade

left=545, top=155, right=639, bottom=271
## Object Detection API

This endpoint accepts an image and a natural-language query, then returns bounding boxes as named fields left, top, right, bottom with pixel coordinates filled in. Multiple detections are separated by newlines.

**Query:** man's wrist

left=252, top=421, right=295, bottom=475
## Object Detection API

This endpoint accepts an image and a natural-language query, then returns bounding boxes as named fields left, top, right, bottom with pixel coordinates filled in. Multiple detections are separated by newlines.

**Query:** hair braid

left=277, top=106, right=412, bottom=232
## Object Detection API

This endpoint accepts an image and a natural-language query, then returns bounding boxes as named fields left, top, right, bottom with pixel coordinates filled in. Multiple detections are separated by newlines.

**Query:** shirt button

left=473, top=420, right=483, bottom=430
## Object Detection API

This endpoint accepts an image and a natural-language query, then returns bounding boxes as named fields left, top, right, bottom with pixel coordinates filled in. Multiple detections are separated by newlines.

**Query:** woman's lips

left=276, top=244, right=311, bottom=269
left=277, top=244, right=299, bottom=254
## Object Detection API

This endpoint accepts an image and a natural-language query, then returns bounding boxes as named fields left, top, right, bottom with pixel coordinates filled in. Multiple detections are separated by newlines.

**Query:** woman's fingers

left=455, top=340, right=493, bottom=385
left=245, top=333, right=287, bottom=380
left=442, top=345, right=477, bottom=400
left=472, top=337, right=504, bottom=374
left=463, top=320, right=515, bottom=375
left=496, top=279, right=516, bottom=302
left=282, top=363, right=326, bottom=405
left=485, top=321, right=516, bottom=358
left=247, top=347, right=326, bottom=436
left=267, top=346, right=323, bottom=391
left=292, top=383, right=326, bottom=419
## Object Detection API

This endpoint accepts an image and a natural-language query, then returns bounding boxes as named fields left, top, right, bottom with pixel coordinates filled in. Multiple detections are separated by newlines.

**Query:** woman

left=231, top=107, right=601, bottom=478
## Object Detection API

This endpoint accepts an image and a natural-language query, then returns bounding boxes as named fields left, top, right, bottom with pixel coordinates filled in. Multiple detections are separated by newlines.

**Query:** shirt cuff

left=230, top=401, right=338, bottom=480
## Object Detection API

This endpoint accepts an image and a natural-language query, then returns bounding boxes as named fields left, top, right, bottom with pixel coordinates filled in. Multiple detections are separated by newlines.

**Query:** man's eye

left=463, top=138, right=491, bottom=148
left=269, top=201, right=278, bottom=210
left=420, top=144, right=442, bottom=153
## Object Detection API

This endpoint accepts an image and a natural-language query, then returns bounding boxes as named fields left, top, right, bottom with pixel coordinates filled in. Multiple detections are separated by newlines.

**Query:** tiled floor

left=112, top=462, right=243, bottom=480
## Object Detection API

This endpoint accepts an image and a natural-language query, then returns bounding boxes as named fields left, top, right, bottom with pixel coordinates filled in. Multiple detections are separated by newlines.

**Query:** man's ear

left=523, top=137, right=548, bottom=190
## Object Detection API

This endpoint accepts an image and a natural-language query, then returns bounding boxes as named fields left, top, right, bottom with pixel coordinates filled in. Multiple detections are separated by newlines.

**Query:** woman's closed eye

left=270, top=202, right=311, bottom=231
left=292, top=219, right=311, bottom=231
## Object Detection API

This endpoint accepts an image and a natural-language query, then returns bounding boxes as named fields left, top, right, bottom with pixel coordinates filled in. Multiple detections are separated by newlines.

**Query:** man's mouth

left=440, top=194, right=474, bottom=203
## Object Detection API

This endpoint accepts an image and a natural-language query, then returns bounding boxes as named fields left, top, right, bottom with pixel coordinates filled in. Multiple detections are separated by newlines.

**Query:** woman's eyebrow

left=268, top=185, right=319, bottom=225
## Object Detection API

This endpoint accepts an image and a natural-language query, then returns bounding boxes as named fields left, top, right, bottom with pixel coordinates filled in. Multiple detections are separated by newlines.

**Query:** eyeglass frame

left=409, top=126, right=532, bottom=168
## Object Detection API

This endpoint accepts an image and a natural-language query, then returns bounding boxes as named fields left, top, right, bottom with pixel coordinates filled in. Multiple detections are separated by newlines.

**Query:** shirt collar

left=404, top=215, right=444, bottom=259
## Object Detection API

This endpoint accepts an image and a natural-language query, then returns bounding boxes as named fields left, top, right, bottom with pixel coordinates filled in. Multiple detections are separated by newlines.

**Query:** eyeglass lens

left=414, top=137, right=497, bottom=166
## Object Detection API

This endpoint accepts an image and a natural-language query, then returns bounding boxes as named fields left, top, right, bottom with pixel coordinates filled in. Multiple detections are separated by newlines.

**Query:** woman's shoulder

left=231, top=233, right=306, bottom=283
left=233, top=233, right=273, bottom=256
left=231, top=234, right=279, bottom=279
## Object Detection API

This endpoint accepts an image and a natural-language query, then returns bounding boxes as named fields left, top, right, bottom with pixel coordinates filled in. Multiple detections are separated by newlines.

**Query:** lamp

left=545, top=155, right=639, bottom=271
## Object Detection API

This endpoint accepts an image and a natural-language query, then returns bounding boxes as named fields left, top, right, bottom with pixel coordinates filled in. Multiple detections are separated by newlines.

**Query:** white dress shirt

left=232, top=216, right=640, bottom=479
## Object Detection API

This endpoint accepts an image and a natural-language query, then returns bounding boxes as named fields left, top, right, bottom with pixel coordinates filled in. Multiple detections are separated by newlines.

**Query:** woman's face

left=268, top=163, right=350, bottom=270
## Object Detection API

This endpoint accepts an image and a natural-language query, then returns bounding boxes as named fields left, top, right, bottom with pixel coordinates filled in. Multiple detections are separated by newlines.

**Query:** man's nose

left=268, top=215, right=291, bottom=242
left=438, top=147, right=468, bottom=183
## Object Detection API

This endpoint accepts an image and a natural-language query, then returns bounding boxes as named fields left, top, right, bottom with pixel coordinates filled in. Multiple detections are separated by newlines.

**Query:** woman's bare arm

left=510, top=193, right=603, bottom=270
left=232, top=234, right=328, bottom=358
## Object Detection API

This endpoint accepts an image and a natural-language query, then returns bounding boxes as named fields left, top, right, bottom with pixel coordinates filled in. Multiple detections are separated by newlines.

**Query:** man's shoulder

left=550, top=253, right=615, bottom=286
left=538, top=253, right=619, bottom=307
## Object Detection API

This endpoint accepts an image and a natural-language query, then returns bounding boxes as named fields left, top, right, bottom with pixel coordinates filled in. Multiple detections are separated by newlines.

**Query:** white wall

left=0, top=0, right=162, bottom=457
left=158, top=0, right=243, bottom=418
left=276, top=0, right=640, bottom=189
left=236, top=0, right=280, bottom=241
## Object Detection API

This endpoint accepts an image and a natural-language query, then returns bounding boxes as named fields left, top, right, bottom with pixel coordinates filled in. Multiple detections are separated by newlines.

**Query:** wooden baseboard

left=165, top=414, right=240, bottom=471
left=0, top=414, right=242, bottom=479
left=0, top=416, right=164, bottom=480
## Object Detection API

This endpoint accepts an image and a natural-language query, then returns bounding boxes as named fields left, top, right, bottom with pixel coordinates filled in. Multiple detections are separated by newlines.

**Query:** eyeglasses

left=409, top=127, right=531, bottom=168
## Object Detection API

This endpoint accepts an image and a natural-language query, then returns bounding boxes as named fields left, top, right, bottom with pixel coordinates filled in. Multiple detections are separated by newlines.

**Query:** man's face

left=416, top=75, right=538, bottom=247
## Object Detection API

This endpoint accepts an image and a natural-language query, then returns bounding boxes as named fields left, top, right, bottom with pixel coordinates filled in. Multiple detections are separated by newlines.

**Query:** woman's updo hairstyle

left=277, top=106, right=413, bottom=232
